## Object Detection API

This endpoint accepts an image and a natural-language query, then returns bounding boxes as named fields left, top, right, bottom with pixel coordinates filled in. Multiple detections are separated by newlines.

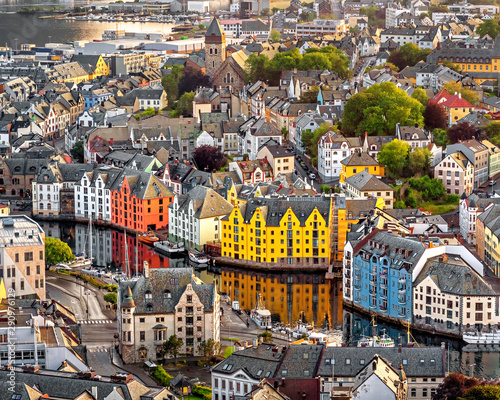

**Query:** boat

left=357, top=330, right=395, bottom=348
left=154, top=240, right=186, bottom=254
left=463, top=330, right=500, bottom=345
left=188, top=250, right=209, bottom=264
left=138, top=232, right=159, bottom=245
left=250, top=293, right=272, bottom=330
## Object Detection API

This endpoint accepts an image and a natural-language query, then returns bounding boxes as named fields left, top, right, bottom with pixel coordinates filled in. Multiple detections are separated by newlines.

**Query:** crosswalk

left=78, top=319, right=115, bottom=324
left=87, top=347, right=109, bottom=353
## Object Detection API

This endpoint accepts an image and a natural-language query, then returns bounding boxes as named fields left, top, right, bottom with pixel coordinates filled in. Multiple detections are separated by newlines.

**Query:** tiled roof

left=346, top=171, right=393, bottom=192
left=341, top=152, right=379, bottom=167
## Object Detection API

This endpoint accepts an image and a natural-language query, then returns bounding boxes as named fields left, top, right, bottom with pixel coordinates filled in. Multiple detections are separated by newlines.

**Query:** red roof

left=428, top=89, right=452, bottom=106
left=442, top=94, right=474, bottom=109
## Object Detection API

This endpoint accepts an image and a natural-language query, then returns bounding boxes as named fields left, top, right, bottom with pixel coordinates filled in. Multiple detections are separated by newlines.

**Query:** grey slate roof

left=275, top=344, right=323, bottom=379
left=317, top=346, right=445, bottom=378
left=173, top=185, right=232, bottom=219
left=120, top=268, right=215, bottom=314
left=213, top=344, right=284, bottom=379
left=5, top=157, right=49, bottom=175
left=341, top=152, right=379, bottom=167
left=345, top=171, right=393, bottom=192
left=225, top=196, right=331, bottom=227
left=206, top=18, right=225, bottom=37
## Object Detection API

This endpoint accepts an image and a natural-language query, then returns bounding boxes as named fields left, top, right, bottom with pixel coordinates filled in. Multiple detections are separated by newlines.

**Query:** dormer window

left=145, top=290, right=152, bottom=301
left=164, top=290, right=172, bottom=299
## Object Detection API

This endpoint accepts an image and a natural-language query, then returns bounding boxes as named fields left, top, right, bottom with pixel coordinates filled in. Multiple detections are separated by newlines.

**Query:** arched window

left=214, top=48, right=218, bottom=55
left=146, top=304, right=153, bottom=312
left=47, top=203, right=51, bottom=210
left=209, top=48, right=213, bottom=55
left=227, top=72, right=230, bottom=83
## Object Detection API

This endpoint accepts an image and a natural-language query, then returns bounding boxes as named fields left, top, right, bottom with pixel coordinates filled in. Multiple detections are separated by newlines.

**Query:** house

left=395, top=124, right=431, bottom=149
left=446, top=139, right=489, bottom=188
left=415, top=64, right=463, bottom=92
left=339, top=152, right=384, bottom=187
left=257, top=141, right=294, bottom=176
left=110, top=170, right=175, bottom=233
left=477, top=203, right=500, bottom=276
left=2, top=157, right=49, bottom=197
left=3, top=77, right=37, bottom=101
left=459, top=193, right=500, bottom=245
left=118, top=265, right=220, bottom=363
left=221, top=196, right=333, bottom=267
left=428, top=89, right=476, bottom=126
left=351, top=355, right=407, bottom=400
left=238, top=117, right=282, bottom=160
left=434, top=151, right=474, bottom=196
left=482, top=139, right=500, bottom=178
left=345, top=171, right=394, bottom=209
left=291, top=112, right=326, bottom=153
left=317, top=131, right=362, bottom=182
left=127, top=87, right=167, bottom=111
left=229, top=159, right=274, bottom=184
left=168, top=186, right=232, bottom=250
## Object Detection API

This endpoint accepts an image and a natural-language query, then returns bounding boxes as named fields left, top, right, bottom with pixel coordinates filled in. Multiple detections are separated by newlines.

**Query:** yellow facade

left=89, top=55, right=110, bottom=79
left=221, top=199, right=333, bottom=266
left=448, top=105, right=474, bottom=124
left=442, top=58, right=499, bottom=85
left=340, top=163, right=385, bottom=185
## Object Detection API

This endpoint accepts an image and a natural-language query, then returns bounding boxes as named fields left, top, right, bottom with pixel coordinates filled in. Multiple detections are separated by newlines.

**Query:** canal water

left=40, top=220, right=500, bottom=379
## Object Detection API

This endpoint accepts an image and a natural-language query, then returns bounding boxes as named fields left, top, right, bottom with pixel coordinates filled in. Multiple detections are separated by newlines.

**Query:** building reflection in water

left=203, top=267, right=343, bottom=330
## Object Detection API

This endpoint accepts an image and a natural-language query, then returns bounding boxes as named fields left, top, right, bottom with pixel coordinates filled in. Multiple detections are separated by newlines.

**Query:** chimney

left=442, top=254, right=448, bottom=263
left=398, top=343, right=402, bottom=353
left=92, top=387, right=98, bottom=398
left=143, top=260, right=149, bottom=279
left=458, top=93, right=461, bottom=99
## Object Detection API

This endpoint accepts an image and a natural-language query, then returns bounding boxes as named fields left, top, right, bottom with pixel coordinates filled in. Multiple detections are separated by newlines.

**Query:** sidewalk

left=110, top=347, right=158, bottom=387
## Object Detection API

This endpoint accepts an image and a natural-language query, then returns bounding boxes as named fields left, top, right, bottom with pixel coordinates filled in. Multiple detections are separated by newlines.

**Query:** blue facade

left=350, top=232, right=424, bottom=321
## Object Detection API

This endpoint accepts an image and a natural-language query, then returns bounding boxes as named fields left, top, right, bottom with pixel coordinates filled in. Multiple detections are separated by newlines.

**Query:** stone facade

left=205, top=18, right=226, bottom=78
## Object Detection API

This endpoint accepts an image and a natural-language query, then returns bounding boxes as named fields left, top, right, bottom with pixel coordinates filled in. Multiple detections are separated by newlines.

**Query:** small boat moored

left=138, top=232, right=160, bottom=245
left=189, top=250, right=209, bottom=264
left=154, top=240, right=186, bottom=254
left=251, top=293, right=272, bottom=330
left=357, top=330, right=395, bottom=348
left=463, top=329, right=500, bottom=345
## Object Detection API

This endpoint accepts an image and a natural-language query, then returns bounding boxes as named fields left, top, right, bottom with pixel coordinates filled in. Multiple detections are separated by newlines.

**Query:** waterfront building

left=446, top=139, right=489, bottom=188
left=168, top=186, right=232, bottom=250
left=32, top=163, right=92, bottom=217
left=221, top=196, right=333, bottom=267
left=477, top=203, right=500, bottom=276
left=110, top=170, right=174, bottom=233
left=118, top=264, right=220, bottom=364
left=339, top=152, right=384, bottom=187
left=2, top=157, right=49, bottom=197
left=412, top=252, right=500, bottom=335
left=75, top=166, right=122, bottom=222
left=434, top=151, right=474, bottom=195
left=0, top=215, right=46, bottom=300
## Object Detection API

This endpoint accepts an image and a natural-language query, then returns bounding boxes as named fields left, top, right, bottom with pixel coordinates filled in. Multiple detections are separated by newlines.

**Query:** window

left=145, top=290, right=152, bottom=300
left=410, top=388, right=417, bottom=397
left=140, top=331, right=145, bottom=341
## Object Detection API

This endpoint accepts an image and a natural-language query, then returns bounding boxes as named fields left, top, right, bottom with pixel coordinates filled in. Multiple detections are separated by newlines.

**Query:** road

left=353, top=56, right=376, bottom=84
left=294, top=158, right=322, bottom=192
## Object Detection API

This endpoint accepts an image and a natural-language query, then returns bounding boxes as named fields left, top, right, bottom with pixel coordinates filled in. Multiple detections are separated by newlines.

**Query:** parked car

left=309, top=173, right=316, bottom=180
left=490, top=180, right=496, bottom=186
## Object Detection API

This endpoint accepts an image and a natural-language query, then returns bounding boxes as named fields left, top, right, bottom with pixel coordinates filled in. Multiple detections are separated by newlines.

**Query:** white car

left=308, top=173, right=316, bottom=180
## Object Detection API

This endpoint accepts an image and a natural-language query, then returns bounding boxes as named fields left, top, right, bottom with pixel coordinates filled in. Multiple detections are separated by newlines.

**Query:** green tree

left=484, top=122, right=500, bottom=145
left=151, top=366, right=173, bottom=384
left=260, top=7, right=271, bottom=16
left=443, top=82, right=478, bottom=105
left=198, top=338, right=222, bottom=360
left=140, top=107, right=161, bottom=118
left=104, top=292, right=117, bottom=304
left=281, top=127, right=289, bottom=142
left=161, top=65, right=183, bottom=106
left=163, top=334, right=183, bottom=362
left=176, top=91, right=195, bottom=116
left=411, top=87, right=429, bottom=106
left=45, top=237, right=75, bottom=266
left=460, top=385, right=500, bottom=400
left=476, top=19, right=500, bottom=38
left=71, top=141, right=84, bottom=163
left=301, top=123, right=332, bottom=159
left=198, top=23, right=205, bottom=29
left=349, top=25, right=361, bottom=34
left=408, top=147, right=431, bottom=176
left=258, top=330, right=273, bottom=343
left=342, top=82, right=424, bottom=136
left=297, top=86, right=320, bottom=103
left=245, top=53, right=272, bottom=82
left=270, top=29, right=281, bottom=42
left=299, top=52, right=332, bottom=70
left=377, top=139, right=411, bottom=178
left=388, top=43, right=431, bottom=70
left=442, top=59, right=462, bottom=73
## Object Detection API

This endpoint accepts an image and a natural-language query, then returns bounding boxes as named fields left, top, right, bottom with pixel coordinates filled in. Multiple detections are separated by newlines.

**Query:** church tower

left=205, top=18, right=226, bottom=78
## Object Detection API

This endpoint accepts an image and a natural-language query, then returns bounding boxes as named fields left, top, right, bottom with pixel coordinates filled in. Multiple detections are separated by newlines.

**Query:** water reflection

left=39, top=220, right=500, bottom=379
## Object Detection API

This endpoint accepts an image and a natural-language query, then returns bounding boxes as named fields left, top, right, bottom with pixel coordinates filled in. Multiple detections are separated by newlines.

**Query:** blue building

left=348, top=230, right=425, bottom=321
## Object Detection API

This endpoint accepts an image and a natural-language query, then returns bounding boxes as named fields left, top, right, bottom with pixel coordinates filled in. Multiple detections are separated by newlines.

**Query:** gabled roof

left=206, top=18, right=225, bottom=37
left=341, top=152, right=379, bottom=167
left=346, top=171, right=393, bottom=192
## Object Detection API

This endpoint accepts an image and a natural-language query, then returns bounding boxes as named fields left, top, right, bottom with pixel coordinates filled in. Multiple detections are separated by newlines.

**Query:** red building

left=111, top=172, right=174, bottom=233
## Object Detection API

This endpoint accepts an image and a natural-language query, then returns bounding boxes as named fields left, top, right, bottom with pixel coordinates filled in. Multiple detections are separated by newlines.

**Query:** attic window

left=145, top=290, right=152, bottom=300
left=346, top=359, right=351, bottom=365
left=281, top=370, right=287, bottom=376
left=164, top=290, right=172, bottom=299
left=403, top=359, right=408, bottom=365
left=304, top=370, right=310, bottom=377
left=257, top=370, right=263, bottom=377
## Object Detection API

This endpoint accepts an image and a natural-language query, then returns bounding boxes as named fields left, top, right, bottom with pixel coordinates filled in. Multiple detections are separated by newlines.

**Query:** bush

left=445, top=194, right=460, bottom=204
left=105, top=284, right=118, bottom=292
left=394, top=200, right=406, bottom=209
left=104, top=292, right=117, bottom=304
left=405, top=189, right=418, bottom=208
left=193, top=385, right=212, bottom=400
left=408, top=176, right=445, bottom=201
left=321, top=184, right=330, bottom=194
left=151, top=366, right=173, bottom=386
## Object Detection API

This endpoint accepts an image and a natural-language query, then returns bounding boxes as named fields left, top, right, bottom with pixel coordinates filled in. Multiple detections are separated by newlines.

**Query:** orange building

left=111, top=172, right=174, bottom=233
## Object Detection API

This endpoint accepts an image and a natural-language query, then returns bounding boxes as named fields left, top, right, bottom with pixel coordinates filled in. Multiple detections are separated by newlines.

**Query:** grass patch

left=221, top=337, right=242, bottom=342
left=420, top=202, right=458, bottom=215
left=223, top=347, right=235, bottom=358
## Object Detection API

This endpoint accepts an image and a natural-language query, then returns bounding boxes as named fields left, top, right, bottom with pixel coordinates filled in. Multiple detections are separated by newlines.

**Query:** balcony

left=398, top=278, right=406, bottom=284
left=369, top=303, right=377, bottom=309
left=398, top=288, right=406, bottom=295
left=380, top=281, right=387, bottom=289
left=369, top=287, right=377, bottom=295
left=398, top=310, right=406, bottom=318
left=380, top=305, right=388, bottom=313
left=398, top=296, right=406, bottom=305
left=344, top=272, right=351, bottom=279
left=380, top=292, right=387, bottom=299
left=353, top=281, right=361, bottom=290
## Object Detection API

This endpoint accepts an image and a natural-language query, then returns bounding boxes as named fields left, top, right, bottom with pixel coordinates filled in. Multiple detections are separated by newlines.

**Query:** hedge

left=151, top=366, right=173, bottom=386
left=193, top=385, right=212, bottom=400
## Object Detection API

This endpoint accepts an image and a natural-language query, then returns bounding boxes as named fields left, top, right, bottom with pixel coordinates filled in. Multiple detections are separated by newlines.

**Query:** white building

left=459, top=193, right=500, bottom=245
left=317, top=131, right=361, bottom=182
left=238, top=117, right=282, bottom=160
left=168, top=186, right=232, bottom=250
left=292, top=112, right=326, bottom=154
left=188, top=0, right=211, bottom=12
left=74, top=166, right=121, bottom=222
left=230, top=2, right=240, bottom=12
left=221, top=19, right=243, bottom=37
left=118, top=265, right=220, bottom=364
